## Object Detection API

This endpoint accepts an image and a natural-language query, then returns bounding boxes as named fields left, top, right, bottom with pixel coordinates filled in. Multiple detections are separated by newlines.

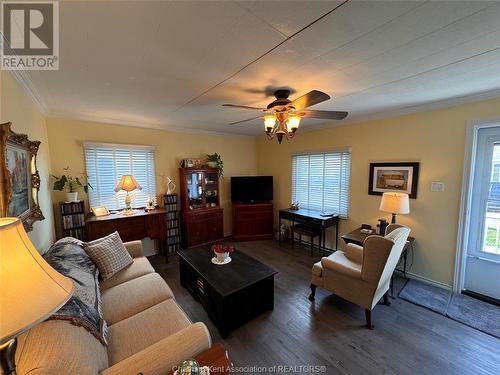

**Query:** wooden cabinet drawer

left=116, top=217, right=145, bottom=241
left=182, top=209, right=223, bottom=248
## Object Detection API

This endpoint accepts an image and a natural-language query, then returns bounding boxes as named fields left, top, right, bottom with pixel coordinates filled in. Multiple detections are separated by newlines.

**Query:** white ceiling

left=21, top=0, right=500, bottom=135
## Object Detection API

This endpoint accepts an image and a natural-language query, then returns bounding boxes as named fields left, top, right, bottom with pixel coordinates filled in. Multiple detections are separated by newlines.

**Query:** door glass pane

left=187, top=172, right=203, bottom=209
left=204, top=172, right=219, bottom=208
left=483, top=144, right=500, bottom=255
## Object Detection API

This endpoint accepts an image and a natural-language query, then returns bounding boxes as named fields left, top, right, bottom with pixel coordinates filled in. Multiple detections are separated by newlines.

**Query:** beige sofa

left=15, top=241, right=212, bottom=375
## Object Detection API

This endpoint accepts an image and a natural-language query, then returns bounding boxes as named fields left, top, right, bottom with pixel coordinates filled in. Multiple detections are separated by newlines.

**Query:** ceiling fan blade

left=229, top=116, right=262, bottom=125
left=300, top=110, right=348, bottom=120
left=222, top=104, right=265, bottom=111
left=290, top=90, right=330, bottom=109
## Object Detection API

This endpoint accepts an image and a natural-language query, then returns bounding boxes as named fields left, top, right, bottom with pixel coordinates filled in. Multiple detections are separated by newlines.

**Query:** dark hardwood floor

left=149, top=240, right=500, bottom=375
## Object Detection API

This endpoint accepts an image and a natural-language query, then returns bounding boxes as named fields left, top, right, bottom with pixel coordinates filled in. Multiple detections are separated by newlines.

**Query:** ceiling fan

left=223, top=89, right=348, bottom=143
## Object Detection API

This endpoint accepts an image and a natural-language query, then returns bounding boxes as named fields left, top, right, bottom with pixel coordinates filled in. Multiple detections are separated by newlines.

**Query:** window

left=292, top=150, right=351, bottom=218
left=492, top=164, right=500, bottom=182
left=84, top=142, right=156, bottom=210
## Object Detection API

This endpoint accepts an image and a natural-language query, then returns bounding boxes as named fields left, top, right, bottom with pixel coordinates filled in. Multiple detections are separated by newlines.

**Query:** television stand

left=232, top=202, right=274, bottom=241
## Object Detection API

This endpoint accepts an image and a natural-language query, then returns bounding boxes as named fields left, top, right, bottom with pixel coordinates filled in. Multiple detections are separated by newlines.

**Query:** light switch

left=431, top=181, right=445, bottom=192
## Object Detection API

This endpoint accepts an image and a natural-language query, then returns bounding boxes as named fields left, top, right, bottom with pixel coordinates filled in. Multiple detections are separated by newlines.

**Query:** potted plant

left=206, top=153, right=223, bottom=177
left=52, top=167, right=92, bottom=202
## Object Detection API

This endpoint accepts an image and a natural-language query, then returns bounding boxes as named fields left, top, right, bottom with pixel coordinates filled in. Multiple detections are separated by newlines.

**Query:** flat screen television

left=231, top=176, right=273, bottom=203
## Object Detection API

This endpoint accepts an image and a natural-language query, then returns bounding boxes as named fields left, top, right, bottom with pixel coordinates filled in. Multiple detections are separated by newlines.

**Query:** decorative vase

left=207, top=161, right=217, bottom=168
left=65, top=192, right=78, bottom=202
left=215, top=252, right=228, bottom=263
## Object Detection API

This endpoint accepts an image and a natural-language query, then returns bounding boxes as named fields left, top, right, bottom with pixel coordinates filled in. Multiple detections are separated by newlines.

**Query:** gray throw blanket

left=44, top=237, right=108, bottom=345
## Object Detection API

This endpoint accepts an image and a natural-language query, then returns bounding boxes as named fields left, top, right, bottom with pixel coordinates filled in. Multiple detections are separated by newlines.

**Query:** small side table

left=341, top=227, right=415, bottom=278
left=169, top=343, right=232, bottom=374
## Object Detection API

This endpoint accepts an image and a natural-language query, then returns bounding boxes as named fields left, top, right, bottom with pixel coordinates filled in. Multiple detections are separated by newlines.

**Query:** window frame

left=291, top=148, right=351, bottom=219
left=83, top=142, right=157, bottom=210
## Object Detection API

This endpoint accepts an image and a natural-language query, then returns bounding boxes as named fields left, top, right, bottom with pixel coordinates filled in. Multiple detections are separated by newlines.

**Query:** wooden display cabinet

left=179, top=168, right=223, bottom=248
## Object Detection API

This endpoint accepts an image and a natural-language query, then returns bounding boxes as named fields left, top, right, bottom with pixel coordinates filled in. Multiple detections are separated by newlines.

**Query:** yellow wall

left=256, top=97, right=500, bottom=286
left=45, top=117, right=258, bottom=238
left=0, top=71, right=55, bottom=252
left=4, top=67, right=500, bottom=286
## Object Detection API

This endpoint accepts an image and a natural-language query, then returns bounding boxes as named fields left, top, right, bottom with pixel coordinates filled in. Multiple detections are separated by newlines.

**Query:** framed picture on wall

left=368, top=162, right=420, bottom=199
left=1, top=122, right=45, bottom=231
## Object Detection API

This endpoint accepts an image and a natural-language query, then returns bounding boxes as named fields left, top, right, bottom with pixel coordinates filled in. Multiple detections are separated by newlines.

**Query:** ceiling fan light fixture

left=276, top=132, right=285, bottom=144
left=287, top=115, right=301, bottom=132
left=223, top=88, right=348, bottom=144
left=264, top=115, right=276, bottom=131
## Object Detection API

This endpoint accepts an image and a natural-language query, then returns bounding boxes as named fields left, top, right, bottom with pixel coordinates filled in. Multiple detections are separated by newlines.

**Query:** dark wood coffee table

left=178, top=246, right=277, bottom=337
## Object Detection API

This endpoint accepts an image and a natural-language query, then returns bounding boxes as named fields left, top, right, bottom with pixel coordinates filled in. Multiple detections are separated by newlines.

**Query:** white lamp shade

left=0, top=218, right=74, bottom=344
left=114, top=175, right=142, bottom=192
left=379, top=192, right=410, bottom=214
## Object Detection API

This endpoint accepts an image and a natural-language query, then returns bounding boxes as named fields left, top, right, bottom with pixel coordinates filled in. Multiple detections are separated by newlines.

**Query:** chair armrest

left=100, top=322, right=211, bottom=375
left=124, top=240, right=143, bottom=258
left=344, top=243, right=363, bottom=264
left=321, top=254, right=362, bottom=279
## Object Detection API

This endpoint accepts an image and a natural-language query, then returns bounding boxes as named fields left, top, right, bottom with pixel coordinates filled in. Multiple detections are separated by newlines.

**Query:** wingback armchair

left=309, top=224, right=410, bottom=329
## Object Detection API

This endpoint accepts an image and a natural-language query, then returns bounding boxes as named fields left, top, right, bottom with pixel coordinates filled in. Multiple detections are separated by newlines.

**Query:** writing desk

left=279, top=208, right=340, bottom=253
left=86, top=209, right=168, bottom=252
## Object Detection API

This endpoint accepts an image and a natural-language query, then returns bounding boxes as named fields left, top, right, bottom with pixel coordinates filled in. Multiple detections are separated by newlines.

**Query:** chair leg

left=365, top=309, right=374, bottom=330
left=311, top=235, right=314, bottom=255
left=291, top=230, right=294, bottom=248
left=383, top=291, right=391, bottom=306
left=308, top=284, right=316, bottom=301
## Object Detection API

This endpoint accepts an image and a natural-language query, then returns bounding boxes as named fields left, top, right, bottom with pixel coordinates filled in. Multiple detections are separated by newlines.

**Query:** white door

left=465, top=126, right=500, bottom=300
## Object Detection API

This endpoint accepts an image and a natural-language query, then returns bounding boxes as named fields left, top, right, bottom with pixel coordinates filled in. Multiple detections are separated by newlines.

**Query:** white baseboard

left=403, top=271, right=452, bottom=290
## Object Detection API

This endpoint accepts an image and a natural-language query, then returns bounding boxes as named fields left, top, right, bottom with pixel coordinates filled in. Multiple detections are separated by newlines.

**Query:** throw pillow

left=84, top=231, right=133, bottom=280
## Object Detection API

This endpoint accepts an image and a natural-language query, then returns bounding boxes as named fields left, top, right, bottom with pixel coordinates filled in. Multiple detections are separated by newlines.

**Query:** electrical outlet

left=431, top=181, right=445, bottom=192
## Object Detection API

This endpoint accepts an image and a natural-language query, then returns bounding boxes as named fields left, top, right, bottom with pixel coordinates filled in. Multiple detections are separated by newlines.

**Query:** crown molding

left=1, top=32, right=49, bottom=114
left=9, top=69, right=49, bottom=115
left=47, top=111, right=256, bottom=139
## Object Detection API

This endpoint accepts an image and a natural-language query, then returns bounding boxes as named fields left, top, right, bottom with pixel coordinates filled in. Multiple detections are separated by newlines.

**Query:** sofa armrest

left=100, top=322, right=211, bottom=375
left=124, top=240, right=143, bottom=258
left=344, top=243, right=363, bottom=264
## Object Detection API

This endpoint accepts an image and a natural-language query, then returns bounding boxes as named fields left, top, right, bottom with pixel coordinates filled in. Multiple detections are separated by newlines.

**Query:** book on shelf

left=62, top=213, right=85, bottom=229
left=163, top=194, right=178, bottom=204
left=58, top=201, right=86, bottom=241
left=60, top=201, right=84, bottom=215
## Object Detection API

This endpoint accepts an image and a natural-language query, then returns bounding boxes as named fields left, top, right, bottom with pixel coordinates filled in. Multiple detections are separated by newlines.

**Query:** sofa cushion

left=102, top=273, right=174, bottom=325
left=100, top=256, right=155, bottom=290
left=107, top=299, right=192, bottom=365
left=85, top=231, right=133, bottom=280
left=16, top=320, right=108, bottom=375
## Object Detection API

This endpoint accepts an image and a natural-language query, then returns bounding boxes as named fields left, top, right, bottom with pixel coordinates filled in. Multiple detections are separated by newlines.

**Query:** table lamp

left=114, top=175, right=142, bottom=213
left=379, top=192, right=410, bottom=224
left=0, top=218, right=74, bottom=375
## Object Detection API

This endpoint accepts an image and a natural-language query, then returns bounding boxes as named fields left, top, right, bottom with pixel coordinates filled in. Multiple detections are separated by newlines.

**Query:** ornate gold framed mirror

left=0, top=122, right=45, bottom=231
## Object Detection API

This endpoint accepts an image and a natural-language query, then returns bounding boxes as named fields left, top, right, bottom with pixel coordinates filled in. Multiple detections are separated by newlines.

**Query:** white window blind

left=292, top=150, right=351, bottom=218
left=84, top=143, right=156, bottom=210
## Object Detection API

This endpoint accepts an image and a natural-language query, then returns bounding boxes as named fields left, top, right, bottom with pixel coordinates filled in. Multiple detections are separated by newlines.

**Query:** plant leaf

left=53, top=175, right=67, bottom=190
